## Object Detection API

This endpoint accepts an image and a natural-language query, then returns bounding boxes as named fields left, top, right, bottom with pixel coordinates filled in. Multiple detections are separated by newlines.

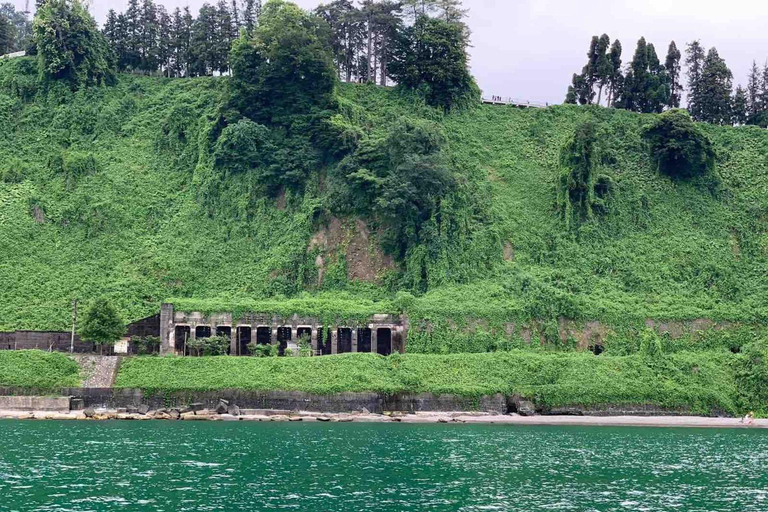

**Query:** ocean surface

left=1, top=420, right=767, bottom=511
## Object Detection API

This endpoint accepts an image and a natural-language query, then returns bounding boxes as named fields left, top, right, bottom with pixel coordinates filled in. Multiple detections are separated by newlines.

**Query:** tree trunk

left=597, top=83, right=604, bottom=106
left=373, top=33, right=378, bottom=84
left=366, top=18, right=373, bottom=82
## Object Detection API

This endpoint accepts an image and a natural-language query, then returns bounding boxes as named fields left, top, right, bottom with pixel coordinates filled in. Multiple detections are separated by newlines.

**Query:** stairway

left=73, top=355, right=120, bottom=388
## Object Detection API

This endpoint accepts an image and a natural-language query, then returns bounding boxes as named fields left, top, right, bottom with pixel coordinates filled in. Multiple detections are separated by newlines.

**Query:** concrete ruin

left=159, top=303, right=407, bottom=356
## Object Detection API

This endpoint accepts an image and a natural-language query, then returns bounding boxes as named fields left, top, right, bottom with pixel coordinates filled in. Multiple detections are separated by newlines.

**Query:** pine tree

left=435, top=0, right=467, bottom=23
left=665, top=41, right=682, bottom=108
left=746, top=60, right=761, bottom=119
left=731, top=85, right=748, bottom=125
left=759, top=63, right=768, bottom=122
left=698, top=47, right=732, bottom=125
left=124, top=0, right=141, bottom=70
left=242, top=0, right=256, bottom=35
left=685, top=40, right=705, bottom=120
left=157, top=5, right=172, bottom=76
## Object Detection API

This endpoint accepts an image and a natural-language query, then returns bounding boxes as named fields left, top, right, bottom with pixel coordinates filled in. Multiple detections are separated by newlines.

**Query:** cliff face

left=2, top=58, right=768, bottom=353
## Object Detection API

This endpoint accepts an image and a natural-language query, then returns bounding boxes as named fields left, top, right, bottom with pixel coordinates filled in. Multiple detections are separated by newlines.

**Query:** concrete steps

left=73, top=355, right=120, bottom=388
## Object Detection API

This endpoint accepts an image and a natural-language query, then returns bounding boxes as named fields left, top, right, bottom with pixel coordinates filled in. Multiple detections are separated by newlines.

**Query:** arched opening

left=337, top=328, right=352, bottom=354
left=237, top=327, right=251, bottom=355
left=277, top=327, right=292, bottom=356
left=195, top=326, right=211, bottom=338
left=256, top=327, right=271, bottom=345
left=297, top=327, right=312, bottom=347
left=376, top=328, right=392, bottom=356
left=357, top=328, right=372, bottom=353
left=318, top=327, right=331, bottom=355
left=589, top=344, right=604, bottom=356
left=175, top=326, right=190, bottom=355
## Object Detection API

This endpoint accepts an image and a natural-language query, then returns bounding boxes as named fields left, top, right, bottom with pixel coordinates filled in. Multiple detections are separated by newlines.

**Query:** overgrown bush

left=557, top=122, right=614, bottom=228
left=643, top=109, right=715, bottom=179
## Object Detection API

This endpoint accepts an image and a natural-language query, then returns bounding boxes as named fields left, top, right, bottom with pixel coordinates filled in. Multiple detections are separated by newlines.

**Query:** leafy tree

left=698, top=47, right=732, bottom=125
left=665, top=41, right=682, bottom=108
left=79, top=297, right=124, bottom=354
left=213, top=118, right=274, bottom=176
left=685, top=40, right=705, bottom=120
left=731, top=85, right=748, bottom=125
left=643, top=109, right=715, bottom=179
left=557, top=122, right=613, bottom=228
left=34, top=0, right=115, bottom=89
left=229, top=0, right=336, bottom=124
left=389, top=14, right=477, bottom=110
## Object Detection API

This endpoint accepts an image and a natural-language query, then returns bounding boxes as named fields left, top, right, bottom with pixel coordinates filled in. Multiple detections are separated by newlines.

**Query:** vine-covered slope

left=2, top=57, right=768, bottom=343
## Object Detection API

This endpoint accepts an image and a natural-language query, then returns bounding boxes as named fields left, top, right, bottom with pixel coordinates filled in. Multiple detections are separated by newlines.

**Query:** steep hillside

left=2, top=57, right=768, bottom=352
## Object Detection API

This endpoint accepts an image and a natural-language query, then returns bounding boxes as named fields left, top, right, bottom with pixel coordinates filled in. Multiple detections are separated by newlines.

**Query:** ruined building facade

left=159, top=303, right=407, bottom=356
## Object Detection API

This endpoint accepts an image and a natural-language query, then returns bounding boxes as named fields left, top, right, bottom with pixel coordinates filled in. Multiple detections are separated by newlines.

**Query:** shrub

left=643, top=109, right=715, bottom=179
left=187, top=335, right=230, bottom=357
left=131, top=335, right=161, bottom=355
left=250, top=343, right=278, bottom=357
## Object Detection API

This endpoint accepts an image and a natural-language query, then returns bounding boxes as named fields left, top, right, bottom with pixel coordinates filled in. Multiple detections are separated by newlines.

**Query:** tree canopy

left=34, top=0, right=115, bottom=89
left=79, top=297, right=125, bottom=349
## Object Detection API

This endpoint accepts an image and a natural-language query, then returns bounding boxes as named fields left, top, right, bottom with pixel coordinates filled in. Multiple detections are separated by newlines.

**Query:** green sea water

left=1, top=420, right=767, bottom=511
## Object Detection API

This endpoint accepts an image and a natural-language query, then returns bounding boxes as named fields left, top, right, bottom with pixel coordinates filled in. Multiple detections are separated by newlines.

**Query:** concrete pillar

left=160, top=303, right=174, bottom=354
left=311, top=327, right=318, bottom=354
left=371, top=326, right=378, bottom=355
left=271, top=325, right=278, bottom=347
left=230, top=329, right=238, bottom=356
left=331, top=327, right=338, bottom=355
left=351, top=328, right=358, bottom=352
left=251, top=326, right=258, bottom=352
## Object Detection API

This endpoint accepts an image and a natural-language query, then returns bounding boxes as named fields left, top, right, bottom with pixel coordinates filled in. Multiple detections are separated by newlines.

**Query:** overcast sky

left=13, top=0, right=768, bottom=104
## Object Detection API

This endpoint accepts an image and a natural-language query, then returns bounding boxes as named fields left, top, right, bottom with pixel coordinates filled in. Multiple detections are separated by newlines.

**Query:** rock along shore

left=1, top=408, right=766, bottom=428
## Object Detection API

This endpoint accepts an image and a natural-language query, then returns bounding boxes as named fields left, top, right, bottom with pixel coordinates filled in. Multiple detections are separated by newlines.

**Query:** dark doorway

left=377, top=328, right=392, bottom=356
left=195, top=325, right=211, bottom=338
left=297, top=327, right=312, bottom=347
left=277, top=327, right=291, bottom=356
left=337, top=328, right=352, bottom=354
left=216, top=326, right=231, bottom=338
left=237, top=327, right=251, bottom=356
left=175, top=326, right=190, bottom=355
left=256, top=327, right=271, bottom=345
left=357, top=328, right=372, bottom=353
left=318, top=327, right=331, bottom=355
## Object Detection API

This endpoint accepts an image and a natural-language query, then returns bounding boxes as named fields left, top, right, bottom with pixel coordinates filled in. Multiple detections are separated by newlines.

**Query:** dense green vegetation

left=2, top=56, right=768, bottom=347
left=0, top=350, right=81, bottom=388
left=115, top=351, right=743, bottom=415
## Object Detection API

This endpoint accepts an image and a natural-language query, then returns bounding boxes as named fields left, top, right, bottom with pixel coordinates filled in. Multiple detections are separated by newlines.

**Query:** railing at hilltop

left=482, top=96, right=549, bottom=108
left=0, top=51, right=26, bottom=60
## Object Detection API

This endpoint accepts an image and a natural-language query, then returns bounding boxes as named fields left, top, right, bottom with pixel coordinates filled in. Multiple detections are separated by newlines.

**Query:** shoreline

left=1, top=408, right=765, bottom=428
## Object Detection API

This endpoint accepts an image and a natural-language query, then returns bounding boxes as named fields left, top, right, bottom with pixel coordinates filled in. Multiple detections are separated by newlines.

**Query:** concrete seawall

left=0, top=387, right=507, bottom=414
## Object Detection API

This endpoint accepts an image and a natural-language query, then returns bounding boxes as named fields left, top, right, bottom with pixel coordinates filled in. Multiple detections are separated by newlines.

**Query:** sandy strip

left=0, top=409, right=766, bottom=428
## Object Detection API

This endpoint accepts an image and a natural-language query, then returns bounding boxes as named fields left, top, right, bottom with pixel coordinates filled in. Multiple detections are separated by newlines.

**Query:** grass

left=115, top=351, right=740, bottom=415
left=0, top=350, right=81, bottom=389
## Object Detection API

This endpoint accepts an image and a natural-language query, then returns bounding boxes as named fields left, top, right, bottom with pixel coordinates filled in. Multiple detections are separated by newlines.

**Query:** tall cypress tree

left=665, top=41, right=682, bottom=108
left=698, top=47, right=732, bottom=125
left=607, top=39, right=622, bottom=106
left=685, top=40, right=705, bottom=120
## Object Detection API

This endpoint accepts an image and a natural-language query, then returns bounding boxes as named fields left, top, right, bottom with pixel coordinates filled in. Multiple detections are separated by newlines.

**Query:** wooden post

left=69, top=299, right=77, bottom=353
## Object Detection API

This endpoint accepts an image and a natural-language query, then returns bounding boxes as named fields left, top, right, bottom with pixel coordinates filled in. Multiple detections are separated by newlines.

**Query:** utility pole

left=70, top=299, right=77, bottom=353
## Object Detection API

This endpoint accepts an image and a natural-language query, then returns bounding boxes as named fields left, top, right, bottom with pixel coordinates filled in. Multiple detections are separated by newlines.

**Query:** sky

left=13, top=0, right=768, bottom=104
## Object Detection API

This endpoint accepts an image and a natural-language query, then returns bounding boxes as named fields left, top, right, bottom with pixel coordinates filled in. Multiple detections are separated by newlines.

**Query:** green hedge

left=0, top=350, right=81, bottom=389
